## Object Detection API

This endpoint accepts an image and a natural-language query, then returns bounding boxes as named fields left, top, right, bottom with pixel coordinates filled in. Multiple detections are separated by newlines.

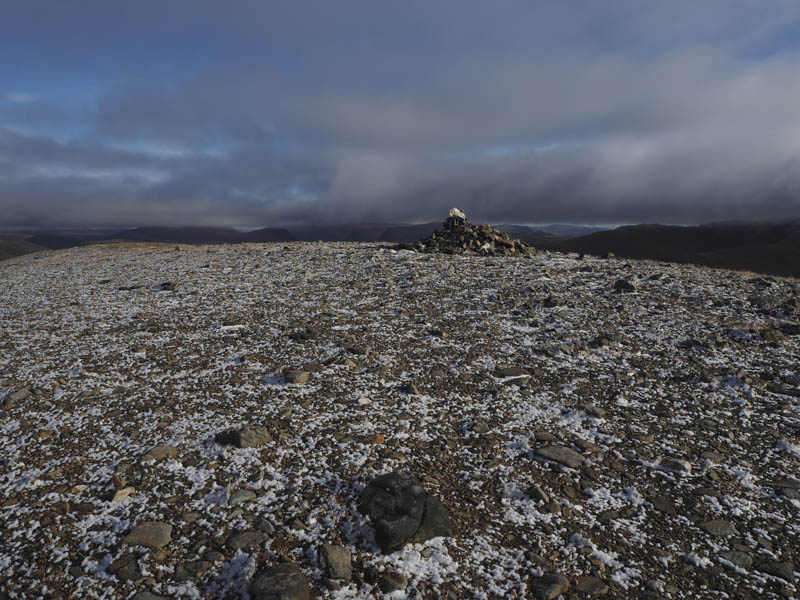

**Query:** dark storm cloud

left=2, top=1, right=800, bottom=227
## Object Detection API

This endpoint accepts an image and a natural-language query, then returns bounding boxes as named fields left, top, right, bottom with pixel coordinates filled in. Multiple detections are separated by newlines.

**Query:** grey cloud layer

left=2, top=1, right=800, bottom=227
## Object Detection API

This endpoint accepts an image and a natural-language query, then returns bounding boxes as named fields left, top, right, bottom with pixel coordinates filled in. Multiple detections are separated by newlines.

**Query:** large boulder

left=357, top=472, right=453, bottom=552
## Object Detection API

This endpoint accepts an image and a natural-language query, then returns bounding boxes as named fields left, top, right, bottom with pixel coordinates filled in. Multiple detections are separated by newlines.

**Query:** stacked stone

left=408, top=210, right=530, bottom=257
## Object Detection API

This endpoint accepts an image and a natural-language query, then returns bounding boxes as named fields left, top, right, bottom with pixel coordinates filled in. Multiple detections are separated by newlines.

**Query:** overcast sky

left=2, top=1, right=800, bottom=228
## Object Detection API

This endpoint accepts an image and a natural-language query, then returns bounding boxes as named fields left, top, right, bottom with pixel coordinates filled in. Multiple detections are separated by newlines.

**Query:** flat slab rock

left=574, top=575, right=610, bottom=596
left=536, top=445, right=585, bottom=469
left=226, top=531, right=270, bottom=551
left=357, top=472, right=453, bottom=552
left=249, top=563, right=310, bottom=600
left=139, top=444, right=179, bottom=463
left=756, top=560, right=795, bottom=581
left=700, top=519, right=738, bottom=537
left=215, top=425, right=272, bottom=448
left=123, top=521, right=172, bottom=549
left=284, top=370, right=311, bottom=384
left=719, top=550, right=753, bottom=569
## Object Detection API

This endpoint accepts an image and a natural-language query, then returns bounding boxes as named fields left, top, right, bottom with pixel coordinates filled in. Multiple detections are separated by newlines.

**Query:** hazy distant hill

left=290, top=224, right=394, bottom=242
left=5, top=220, right=800, bottom=277
left=536, top=223, right=608, bottom=238
left=26, top=233, right=89, bottom=250
left=537, top=221, right=800, bottom=277
left=113, top=226, right=295, bottom=244
left=238, top=228, right=297, bottom=243
left=378, top=222, right=440, bottom=243
left=0, top=234, right=46, bottom=261
left=493, top=224, right=562, bottom=247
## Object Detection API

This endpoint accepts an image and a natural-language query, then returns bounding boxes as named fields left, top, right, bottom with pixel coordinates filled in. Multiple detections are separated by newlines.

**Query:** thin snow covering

left=0, top=242, right=798, bottom=599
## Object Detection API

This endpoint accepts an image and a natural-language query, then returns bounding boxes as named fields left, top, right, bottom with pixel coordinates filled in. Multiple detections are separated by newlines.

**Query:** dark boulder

left=357, top=472, right=453, bottom=552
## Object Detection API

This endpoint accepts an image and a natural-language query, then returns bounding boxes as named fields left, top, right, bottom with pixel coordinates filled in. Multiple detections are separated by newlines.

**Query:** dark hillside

left=0, top=235, right=46, bottom=261
left=537, top=221, right=800, bottom=277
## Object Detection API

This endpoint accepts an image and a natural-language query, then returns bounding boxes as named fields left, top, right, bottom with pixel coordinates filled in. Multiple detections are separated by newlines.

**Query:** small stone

left=251, top=517, right=275, bottom=533
left=530, top=573, right=570, bottom=600
left=527, top=484, right=550, bottom=505
left=471, top=418, right=490, bottom=434
left=700, top=520, right=738, bottom=537
left=9, top=388, right=32, bottom=403
left=175, top=560, right=212, bottom=581
left=284, top=370, right=311, bottom=384
left=583, top=405, right=606, bottom=419
left=226, top=531, right=269, bottom=551
left=756, top=560, right=795, bottom=581
left=770, top=477, right=800, bottom=490
left=132, top=593, right=170, bottom=600
left=140, top=445, right=179, bottom=463
left=108, top=553, right=141, bottom=581
left=249, top=563, right=310, bottom=600
left=378, top=571, right=408, bottom=592
left=648, top=495, right=675, bottom=515
left=319, top=544, right=352, bottom=581
left=719, top=551, right=753, bottom=569
left=660, top=458, right=692, bottom=474
left=700, top=451, right=724, bottom=464
left=536, top=445, right=585, bottom=469
left=229, top=489, right=256, bottom=506
left=112, top=487, right=136, bottom=502
left=575, top=575, right=609, bottom=596
left=614, top=279, right=635, bottom=293
left=533, top=430, right=561, bottom=444
left=123, top=522, right=172, bottom=549
left=215, top=426, right=272, bottom=449
left=502, top=376, right=530, bottom=387
left=493, top=366, right=531, bottom=378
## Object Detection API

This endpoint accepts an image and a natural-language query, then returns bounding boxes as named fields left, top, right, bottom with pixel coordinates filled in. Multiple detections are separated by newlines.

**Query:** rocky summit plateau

left=0, top=237, right=799, bottom=600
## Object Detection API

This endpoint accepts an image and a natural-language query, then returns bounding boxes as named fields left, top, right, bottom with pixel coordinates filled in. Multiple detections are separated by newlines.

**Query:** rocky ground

left=0, top=241, right=798, bottom=600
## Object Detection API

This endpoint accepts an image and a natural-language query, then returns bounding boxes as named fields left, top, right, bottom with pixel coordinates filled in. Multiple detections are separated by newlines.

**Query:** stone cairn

left=405, top=208, right=531, bottom=257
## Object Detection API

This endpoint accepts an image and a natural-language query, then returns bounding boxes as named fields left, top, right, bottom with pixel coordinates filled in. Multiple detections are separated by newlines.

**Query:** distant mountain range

left=113, top=226, right=295, bottom=244
left=2, top=220, right=800, bottom=277
left=532, top=221, right=800, bottom=277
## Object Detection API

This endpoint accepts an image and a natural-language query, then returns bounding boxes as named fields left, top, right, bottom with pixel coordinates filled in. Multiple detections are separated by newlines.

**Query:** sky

left=2, top=1, right=800, bottom=228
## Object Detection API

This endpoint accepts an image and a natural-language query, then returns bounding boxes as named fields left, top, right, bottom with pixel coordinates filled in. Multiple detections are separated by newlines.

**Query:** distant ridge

left=536, top=223, right=608, bottom=238
left=378, top=222, right=439, bottom=243
left=112, top=226, right=295, bottom=244
left=0, top=234, right=46, bottom=261
left=4, top=220, right=800, bottom=277
left=536, top=221, right=800, bottom=277
left=289, top=223, right=394, bottom=242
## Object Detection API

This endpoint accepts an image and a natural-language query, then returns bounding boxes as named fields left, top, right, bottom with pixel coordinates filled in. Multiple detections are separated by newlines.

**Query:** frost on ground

left=0, top=241, right=798, bottom=599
